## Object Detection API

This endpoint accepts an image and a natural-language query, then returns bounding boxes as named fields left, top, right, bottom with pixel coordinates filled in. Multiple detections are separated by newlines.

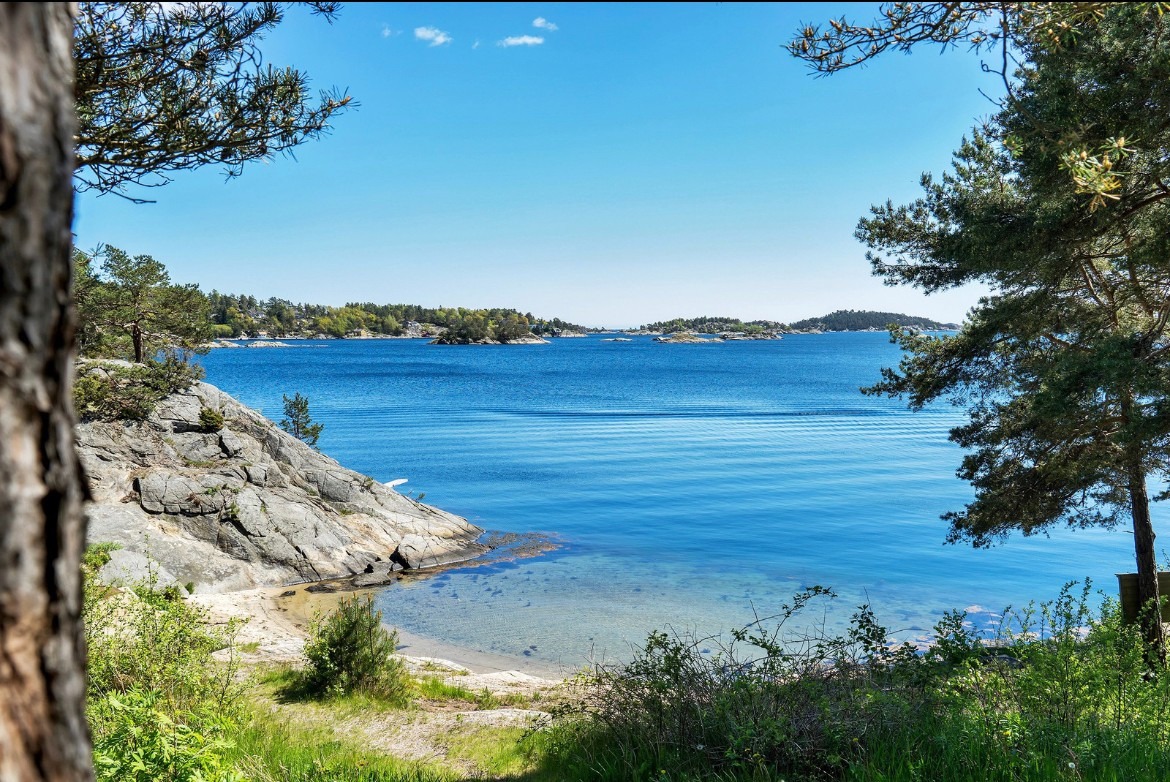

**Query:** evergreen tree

left=280, top=392, right=324, bottom=449
left=795, top=3, right=1170, bottom=660
left=77, top=245, right=211, bottom=363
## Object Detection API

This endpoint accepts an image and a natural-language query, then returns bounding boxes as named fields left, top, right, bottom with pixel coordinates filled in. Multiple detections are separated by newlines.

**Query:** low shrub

left=537, top=582, right=1170, bottom=782
left=542, top=587, right=925, bottom=780
left=299, top=595, right=409, bottom=703
left=199, top=405, right=225, bottom=431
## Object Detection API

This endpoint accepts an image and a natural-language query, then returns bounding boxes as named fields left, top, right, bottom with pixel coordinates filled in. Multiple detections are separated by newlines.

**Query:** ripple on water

left=199, top=334, right=1154, bottom=666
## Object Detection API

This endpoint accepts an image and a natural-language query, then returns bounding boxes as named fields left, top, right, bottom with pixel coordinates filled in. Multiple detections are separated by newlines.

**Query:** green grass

left=411, top=676, right=532, bottom=710
left=230, top=708, right=454, bottom=782
left=412, top=676, right=493, bottom=705
left=241, top=672, right=556, bottom=780
left=445, top=724, right=533, bottom=778
left=844, top=707, right=1170, bottom=782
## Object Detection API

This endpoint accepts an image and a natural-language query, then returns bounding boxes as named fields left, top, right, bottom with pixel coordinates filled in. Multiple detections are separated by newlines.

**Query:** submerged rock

left=80, top=380, right=487, bottom=593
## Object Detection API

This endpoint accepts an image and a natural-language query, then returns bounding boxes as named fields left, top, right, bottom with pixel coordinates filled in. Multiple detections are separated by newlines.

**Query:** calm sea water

left=199, top=334, right=1155, bottom=669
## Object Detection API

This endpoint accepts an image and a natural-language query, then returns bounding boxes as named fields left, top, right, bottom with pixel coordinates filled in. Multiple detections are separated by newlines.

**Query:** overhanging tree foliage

left=74, top=2, right=352, bottom=197
left=792, top=3, right=1170, bottom=660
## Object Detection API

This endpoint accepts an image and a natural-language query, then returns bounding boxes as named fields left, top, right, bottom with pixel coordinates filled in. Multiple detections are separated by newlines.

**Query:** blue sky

left=74, top=2, right=1002, bottom=329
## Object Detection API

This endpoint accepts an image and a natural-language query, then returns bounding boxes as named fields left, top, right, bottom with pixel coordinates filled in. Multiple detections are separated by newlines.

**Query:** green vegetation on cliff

left=73, top=245, right=209, bottom=421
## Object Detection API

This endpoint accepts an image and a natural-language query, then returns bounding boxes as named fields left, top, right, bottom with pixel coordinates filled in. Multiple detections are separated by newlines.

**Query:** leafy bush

left=85, top=572, right=239, bottom=710
left=199, top=405, right=225, bottom=431
left=83, top=544, right=244, bottom=781
left=913, top=582, right=1170, bottom=779
left=299, top=595, right=407, bottom=702
left=91, top=689, right=244, bottom=782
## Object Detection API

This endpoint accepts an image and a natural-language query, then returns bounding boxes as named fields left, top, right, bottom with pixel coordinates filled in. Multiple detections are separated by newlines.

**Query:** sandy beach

left=191, top=583, right=565, bottom=771
left=191, top=583, right=568, bottom=682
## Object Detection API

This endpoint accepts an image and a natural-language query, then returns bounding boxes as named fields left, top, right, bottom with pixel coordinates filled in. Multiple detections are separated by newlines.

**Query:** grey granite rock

left=80, top=380, right=487, bottom=593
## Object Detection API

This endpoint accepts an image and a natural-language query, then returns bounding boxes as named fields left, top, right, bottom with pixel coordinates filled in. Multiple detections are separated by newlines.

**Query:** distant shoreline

left=204, top=328, right=960, bottom=349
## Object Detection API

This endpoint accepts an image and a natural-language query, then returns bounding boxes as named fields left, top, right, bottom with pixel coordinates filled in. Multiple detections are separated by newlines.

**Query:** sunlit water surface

left=199, top=334, right=1155, bottom=669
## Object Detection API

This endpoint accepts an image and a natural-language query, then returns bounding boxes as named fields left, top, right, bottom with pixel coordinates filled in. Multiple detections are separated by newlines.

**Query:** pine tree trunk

left=0, top=4, right=93, bottom=781
left=131, top=322, right=143, bottom=363
left=1127, top=456, right=1167, bottom=666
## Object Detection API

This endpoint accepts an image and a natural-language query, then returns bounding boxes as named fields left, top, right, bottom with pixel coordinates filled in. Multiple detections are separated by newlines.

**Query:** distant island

left=786, top=310, right=959, bottom=332
left=206, top=292, right=591, bottom=341
left=202, top=293, right=957, bottom=345
left=636, top=316, right=786, bottom=336
left=636, top=310, right=958, bottom=335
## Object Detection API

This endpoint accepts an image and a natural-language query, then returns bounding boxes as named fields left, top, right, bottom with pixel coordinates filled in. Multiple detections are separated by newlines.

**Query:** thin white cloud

left=498, top=35, right=544, bottom=47
left=414, top=26, right=452, bottom=46
left=533, top=17, right=558, bottom=31
left=381, top=24, right=393, bottom=38
left=472, top=39, right=481, bottom=50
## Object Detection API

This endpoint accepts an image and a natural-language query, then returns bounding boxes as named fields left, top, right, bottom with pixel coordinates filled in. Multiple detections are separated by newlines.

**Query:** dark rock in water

left=350, top=563, right=405, bottom=588
left=473, top=531, right=560, bottom=564
left=305, top=583, right=338, bottom=594
left=79, top=376, right=487, bottom=593
left=393, top=533, right=488, bottom=570
left=350, top=572, right=392, bottom=588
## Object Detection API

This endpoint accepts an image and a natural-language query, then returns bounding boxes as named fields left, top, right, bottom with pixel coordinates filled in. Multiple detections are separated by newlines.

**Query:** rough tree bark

left=0, top=4, right=92, bottom=781
left=1128, top=456, right=1166, bottom=665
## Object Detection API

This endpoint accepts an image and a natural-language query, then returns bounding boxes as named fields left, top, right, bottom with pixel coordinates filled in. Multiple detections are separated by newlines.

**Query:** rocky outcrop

left=717, top=331, right=782, bottom=341
left=653, top=332, right=719, bottom=344
left=79, top=381, right=487, bottom=593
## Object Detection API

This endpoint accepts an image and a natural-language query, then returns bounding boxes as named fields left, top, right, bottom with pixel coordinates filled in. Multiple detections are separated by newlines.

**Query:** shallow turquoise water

left=199, top=334, right=1156, bottom=669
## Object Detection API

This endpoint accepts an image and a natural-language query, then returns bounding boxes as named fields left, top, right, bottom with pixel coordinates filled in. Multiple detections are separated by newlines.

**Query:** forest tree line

left=206, top=290, right=589, bottom=339
left=640, top=310, right=955, bottom=334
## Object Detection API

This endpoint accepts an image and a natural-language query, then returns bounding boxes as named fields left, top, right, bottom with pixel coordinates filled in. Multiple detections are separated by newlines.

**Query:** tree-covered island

left=205, top=291, right=590, bottom=341
left=637, top=309, right=957, bottom=335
